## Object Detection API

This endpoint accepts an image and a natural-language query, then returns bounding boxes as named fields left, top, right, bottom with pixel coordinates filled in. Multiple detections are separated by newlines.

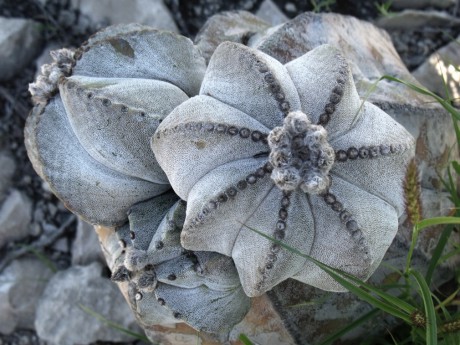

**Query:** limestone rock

left=412, top=34, right=460, bottom=107
left=0, top=190, right=32, bottom=248
left=0, top=258, right=54, bottom=334
left=72, top=0, right=178, bottom=32
left=0, top=17, right=43, bottom=81
left=195, top=11, right=270, bottom=63
left=391, top=0, right=455, bottom=9
left=71, top=218, right=104, bottom=265
left=255, top=0, right=288, bottom=26
left=35, top=262, right=143, bottom=345
left=0, top=151, right=15, bottom=202
left=376, top=10, right=460, bottom=30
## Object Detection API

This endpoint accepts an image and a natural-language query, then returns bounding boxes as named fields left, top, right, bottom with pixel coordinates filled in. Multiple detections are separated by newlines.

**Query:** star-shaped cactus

left=152, top=43, right=415, bottom=296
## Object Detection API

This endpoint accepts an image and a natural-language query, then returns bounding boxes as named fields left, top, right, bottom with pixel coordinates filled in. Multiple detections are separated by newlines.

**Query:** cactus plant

left=25, top=19, right=415, bottom=336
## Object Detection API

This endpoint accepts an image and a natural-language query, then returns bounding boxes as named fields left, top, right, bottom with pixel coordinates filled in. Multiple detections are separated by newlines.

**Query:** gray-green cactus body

left=105, top=193, right=250, bottom=333
left=26, top=24, right=206, bottom=226
left=152, top=43, right=415, bottom=296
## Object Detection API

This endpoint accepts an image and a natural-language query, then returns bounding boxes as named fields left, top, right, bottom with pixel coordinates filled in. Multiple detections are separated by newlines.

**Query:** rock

left=35, top=262, right=143, bottom=345
left=52, top=238, right=69, bottom=253
left=0, top=329, right=46, bottom=345
left=255, top=0, right=288, bottom=26
left=72, top=0, right=178, bottom=32
left=0, top=151, right=15, bottom=202
left=164, top=0, right=262, bottom=36
left=34, top=44, right=61, bottom=79
left=0, top=190, right=32, bottom=248
left=391, top=0, right=455, bottom=9
left=0, top=258, right=54, bottom=334
left=376, top=10, right=460, bottom=30
left=0, top=17, right=43, bottom=81
left=195, top=11, right=270, bottom=63
left=412, top=34, right=460, bottom=107
left=71, top=218, right=104, bottom=265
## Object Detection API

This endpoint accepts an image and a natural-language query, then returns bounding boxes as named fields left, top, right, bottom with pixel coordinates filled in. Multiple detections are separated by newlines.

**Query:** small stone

left=0, top=18, right=43, bottom=81
left=0, top=190, right=32, bottom=248
left=72, top=218, right=104, bottom=265
left=72, top=0, right=178, bottom=33
left=377, top=10, right=460, bottom=30
left=255, top=0, right=288, bottom=26
left=391, top=0, right=455, bottom=9
left=0, top=151, right=15, bottom=202
left=0, top=258, right=54, bottom=334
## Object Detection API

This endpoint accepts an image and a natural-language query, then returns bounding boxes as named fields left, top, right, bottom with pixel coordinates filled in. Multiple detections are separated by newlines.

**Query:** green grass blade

left=426, top=225, right=454, bottom=285
left=317, top=309, right=380, bottom=345
left=78, top=304, right=151, bottom=343
left=405, top=224, right=420, bottom=274
left=407, top=218, right=460, bottom=275
left=388, top=329, right=400, bottom=345
left=17, top=244, right=58, bottom=273
left=380, top=75, right=460, bottom=121
left=416, top=217, right=460, bottom=230
left=439, top=245, right=460, bottom=264
left=447, top=166, right=460, bottom=206
left=239, top=333, right=255, bottom=345
left=409, top=270, right=438, bottom=345
left=241, top=224, right=414, bottom=322
left=451, top=161, right=460, bottom=175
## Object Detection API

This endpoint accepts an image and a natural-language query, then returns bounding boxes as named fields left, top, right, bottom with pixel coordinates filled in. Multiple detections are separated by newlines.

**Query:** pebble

left=377, top=10, right=460, bottom=30
left=256, top=0, right=288, bottom=26
left=0, top=151, right=16, bottom=202
left=0, top=258, right=54, bottom=334
left=391, top=0, right=455, bottom=9
left=0, top=17, right=43, bottom=81
left=0, top=330, right=46, bottom=345
left=71, top=0, right=178, bottom=32
left=0, top=190, right=32, bottom=248
left=71, top=218, right=104, bottom=265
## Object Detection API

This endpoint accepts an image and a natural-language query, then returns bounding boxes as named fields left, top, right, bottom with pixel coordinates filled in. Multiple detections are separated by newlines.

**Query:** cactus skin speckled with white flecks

left=26, top=24, right=206, bottom=226
left=104, top=192, right=250, bottom=334
left=152, top=42, right=415, bottom=296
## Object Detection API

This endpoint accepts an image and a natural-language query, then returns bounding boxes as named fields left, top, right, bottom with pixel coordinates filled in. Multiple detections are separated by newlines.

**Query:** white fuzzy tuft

left=268, top=110, right=335, bottom=194
left=29, top=48, right=75, bottom=105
